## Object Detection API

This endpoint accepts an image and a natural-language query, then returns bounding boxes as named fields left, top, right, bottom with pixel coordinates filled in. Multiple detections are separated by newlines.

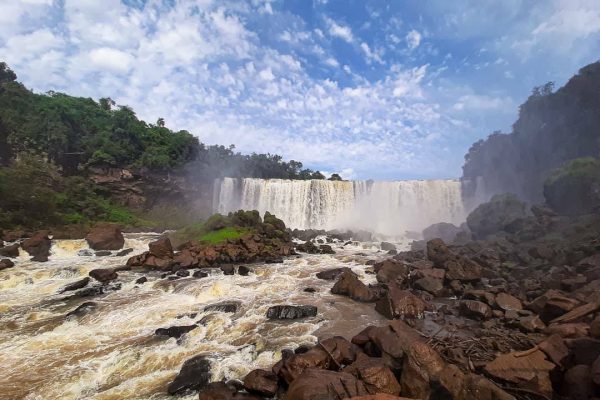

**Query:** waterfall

left=213, top=178, right=465, bottom=235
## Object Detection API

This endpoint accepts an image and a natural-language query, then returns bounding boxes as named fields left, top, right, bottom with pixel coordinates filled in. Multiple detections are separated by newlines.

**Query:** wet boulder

left=243, top=369, right=278, bottom=397
left=148, top=236, right=173, bottom=258
left=65, top=301, right=98, bottom=319
left=277, top=346, right=332, bottom=384
left=238, top=265, right=250, bottom=276
left=167, top=355, right=211, bottom=395
left=285, top=368, right=369, bottom=400
left=266, top=305, right=317, bottom=320
left=484, top=348, right=555, bottom=398
left=561, top=364, right=593, bottom=399
left=204, top=302, right=239, bottom=313
left=59, top=277, right=90, bottom=293
left=343, top=353, right=401, bottom=395
left=400, top=341, right=446, bottom=399
left=0, top=243, right=19, bottom=258
left=459, top=300, right=492, bottom=320
left=422, top=222, right=466, bottom=243
left=445, top=258, right=482, bottom=281
left=135, top=276, right=148, bottom=284
left=319, top=244, right=335, bottom=254
left=439, top=364, right=516, bottom=400
left=220, top=265, right=235, bottom=275
left=85, top=225, right=124, bottom=250
left=332, top=271, right=379, bottom=302
left=528, top=289, right=580, bottom=323
left=591, top=315, right=600, bottom=338
left=316, top=267, right=352, bottom=280
left=0, top=258, right=15, bottom=271
left=22, top=231, right=52, bottom=262
left=413, top=276, right=444, bottom=296
left=115, top=248, right=133, bottom=257
left=296, top=241, right=320, bottom=254
left=375, top=286, right=428, bottom=319
left=374, top=259, right=409, bottom=287
left=155, top=324, right=198, bottom=339
left=89, top=268, right=118, bottom=284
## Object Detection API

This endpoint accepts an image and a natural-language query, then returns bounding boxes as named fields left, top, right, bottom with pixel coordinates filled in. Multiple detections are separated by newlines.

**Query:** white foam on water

left=0, top=233, right=391, bottom=400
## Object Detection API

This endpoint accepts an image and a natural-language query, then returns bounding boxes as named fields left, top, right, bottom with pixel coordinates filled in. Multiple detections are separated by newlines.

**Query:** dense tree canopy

left=0, top=62, right=325, bottom=181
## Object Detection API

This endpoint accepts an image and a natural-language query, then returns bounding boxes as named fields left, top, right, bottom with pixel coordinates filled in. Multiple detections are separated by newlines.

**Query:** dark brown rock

left=459, top=300, right=492, bottom=320
left=59, top=277, right=90, bottom=293
left=285, top=368, right=369, bottom=400
left=85, top=225, right=124, bottom=250
left=0, top=243, right=19, bottom=258
left=266, top=305, right=316, bottom=320
left=567, top=337, right=600, bottom=365
left=495, top=292, right=523, bottom=311
left=538, top=334, right=569, bottom=367
left=343, top=353, right=401, bottom=395
left=316, top=267, right=352, bottom=280
left=518, top=315, right=546, bottom=332
left=445, top=258, right=482, bottom=281
left=439, top=364, right=516, bottom=400
left=400, top=341, right=445, bottom=399
left=374, top=259, right=408, bottom=287
left=148, top=236, right=173, bottom=258
left=89, top=268, right=118, bottom=284
left=545, top=322, right=590, bottom=338
left=484, top=349, right=555, bottom=397
left=167, top=355, right=211, bottom=395
left=590, top=315, right=600, bottom=338
left=22, top=231, right=52, bottom=262
left=561, top=365, right=593, bottom=400
left=413, top=276, right=444, bottom=296
left=0, top=258, right=15, bottom=270
left=375, top=286, right=428, bottom=319
left=243, top=369, right=278, bottom=397
left=332, top=271, right=379, bottom=302
left=155, top=325, right=197, bottom=339
left=277, top=346, right=331, bottom=384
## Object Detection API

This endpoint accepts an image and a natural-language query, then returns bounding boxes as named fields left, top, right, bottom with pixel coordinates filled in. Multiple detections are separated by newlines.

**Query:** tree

left=0, top=62, right=17, bottom=83
left=328, top=173, right=342, bottom=181
left=157, top=117, right=165, bottom=127
left=99, top=97, right=115, bottom=111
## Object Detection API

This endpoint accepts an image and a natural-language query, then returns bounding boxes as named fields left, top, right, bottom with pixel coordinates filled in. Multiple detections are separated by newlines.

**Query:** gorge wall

left=461, top=61, right=600, bottom=208
left=213, top=177, right=465, bottom=235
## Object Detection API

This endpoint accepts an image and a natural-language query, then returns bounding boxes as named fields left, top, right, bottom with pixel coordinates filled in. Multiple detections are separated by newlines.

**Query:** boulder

left=422, top=222, right=465, bottom=243
left=567, top=337, right=600, bottom=365
left=560, top=364, right=593, bottom=399
left=538, top=334, right=569, bottom=367
left=22, top=231, right=52, bottom=262
left=65, top=301, right=98, bottom=319
left=518, top=315, right=546, bottom=332
left=413, top=277, right=444, bottom=296
left=0, top=258, right=15, bottom=271
left=459, top=300, right=492, bottom=320
left=380, top=242, right=396, bottom=251
left=59, top=277, right=90, bottom=293
left=445, top=258, right=482, bottom=281
left=0, top=243, right=19, bottom=258
left=319, top=244, right=335, bottom=254
left=135, top=276, right=148, bottom=284
left=277, top=346, right=331, bottom=384
left=528, top=289, right=580, bottom=323
left=316, top=267, right=352, bottom=280
left=592, top=355, right=600, bottom=386
left=221, top=265, right=235, bottom=275
left=591, top=315, right=600, bottom=338
left=343, top=353, right=401, bottom=395
left=375, top=286, right=428, bottom=319
left=332, top=271, right=379, bottom=302
left=167, top=355, right=211, bottom=395
left=545, top=323, right=590, bottom=338
left=374, top=260, right=408, bottom=287
left=85, top=225, right=124, bottom=250
left=466, top=193, right=528, bottom=238
left=266, top=305, right=317, bottom=320
left=400, top=341, right=445, bottom=399
left=243, top=369, right=278, bottom=397
left=439, top=364, right=516, bottom=400
left=352, top=320, right=422, bottom=367
left=484, top=348, right=555, bottom=397
left=238, top=265, right=250, bottom=276
left=285, top=368, right=369, bottom=400
left=89, top=268, right=118, bottom=284
left=155, top=324, right=198, bottom=339
left=148, top=237, right=173, bottom=258
left=204, top=302, right=239, bottom=313
left=115, top=248, right=133, bottom=257
left=426, top=238, right=454, bottom=266
left=495, top=292, right=523, bottom=311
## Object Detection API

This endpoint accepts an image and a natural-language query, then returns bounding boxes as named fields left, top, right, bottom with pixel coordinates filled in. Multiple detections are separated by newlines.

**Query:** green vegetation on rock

left=543, top=157, right=600, bottom=215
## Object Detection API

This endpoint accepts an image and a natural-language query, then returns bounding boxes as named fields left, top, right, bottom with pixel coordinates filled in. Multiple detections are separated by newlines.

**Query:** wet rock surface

left=266, top=305, right=317, bottom=320
left=85, top=225, right=125, bottom=250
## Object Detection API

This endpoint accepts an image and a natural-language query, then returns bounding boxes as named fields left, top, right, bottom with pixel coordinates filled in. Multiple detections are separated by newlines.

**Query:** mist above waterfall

left=214, top=178, right=465, bottom=236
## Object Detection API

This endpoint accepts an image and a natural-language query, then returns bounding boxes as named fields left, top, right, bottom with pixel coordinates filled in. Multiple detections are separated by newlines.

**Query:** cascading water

left=214, top=178, right=465, bottom=235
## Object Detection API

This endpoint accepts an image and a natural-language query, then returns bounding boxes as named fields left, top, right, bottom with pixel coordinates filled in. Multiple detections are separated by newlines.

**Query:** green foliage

left=198, top=226, right=251, bottom=244
left=543, top=157, right=600, bottom=215
left=328, top=173, right=342, bottom=181
left=0, top=155, right=144, bottom=229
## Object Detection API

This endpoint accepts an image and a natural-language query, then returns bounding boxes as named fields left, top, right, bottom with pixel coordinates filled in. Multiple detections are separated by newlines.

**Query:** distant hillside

left=461, top=61, right=600, bottom=206
left=0, top=62, right=324, bottom=230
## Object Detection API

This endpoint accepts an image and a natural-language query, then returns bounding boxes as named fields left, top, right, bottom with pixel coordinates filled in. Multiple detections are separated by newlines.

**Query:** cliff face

left=462, top=61, right=600, bottom=208
left=88, top=167, right=214, bottom=220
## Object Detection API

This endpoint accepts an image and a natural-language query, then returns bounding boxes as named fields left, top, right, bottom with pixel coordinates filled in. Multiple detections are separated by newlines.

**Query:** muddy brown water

left=0, top=234, right=399, bottom=400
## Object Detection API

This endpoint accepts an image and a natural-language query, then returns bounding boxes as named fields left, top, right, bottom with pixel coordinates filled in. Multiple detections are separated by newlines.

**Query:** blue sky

left=1, top=0, right=599, bottom=180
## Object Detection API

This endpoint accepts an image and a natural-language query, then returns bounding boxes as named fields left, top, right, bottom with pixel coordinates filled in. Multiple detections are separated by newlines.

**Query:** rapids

left=213, top=178, right=465, bottom=235
left=0, top=234, right=396, bottom=400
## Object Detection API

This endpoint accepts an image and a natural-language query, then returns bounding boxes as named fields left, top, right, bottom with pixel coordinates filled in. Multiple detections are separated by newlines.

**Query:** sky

left=1, top=0, right=599, bottom=180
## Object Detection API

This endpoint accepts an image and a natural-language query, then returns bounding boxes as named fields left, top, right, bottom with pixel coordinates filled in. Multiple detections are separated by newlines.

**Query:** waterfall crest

left=213, top=178, right=465, bottom=235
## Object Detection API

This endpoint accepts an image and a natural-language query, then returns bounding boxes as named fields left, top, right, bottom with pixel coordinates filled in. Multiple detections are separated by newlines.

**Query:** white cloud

left=360, top=42, right=384, bottom=64
left=406, top=29, right=422, bottom=50
left=87, top=47, right=135, bottom=73
left=453, top=94, right=514, bottom=111
left=325, top=17, right=354, bottom=43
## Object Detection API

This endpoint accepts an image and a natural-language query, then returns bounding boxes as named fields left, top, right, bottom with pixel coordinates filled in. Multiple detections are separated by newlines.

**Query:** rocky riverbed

left=1, top=205, right=600, bottom=400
